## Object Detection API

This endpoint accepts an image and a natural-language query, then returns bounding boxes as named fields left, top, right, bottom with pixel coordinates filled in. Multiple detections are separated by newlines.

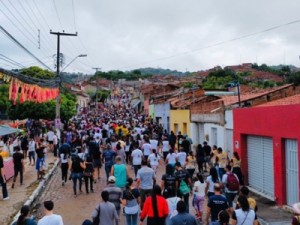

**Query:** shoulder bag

left=93, top=204, right=100, bottom=225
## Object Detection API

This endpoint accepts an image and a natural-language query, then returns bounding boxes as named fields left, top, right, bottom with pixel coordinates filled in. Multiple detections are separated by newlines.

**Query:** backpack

left=226, top=172, right=239, bottom=191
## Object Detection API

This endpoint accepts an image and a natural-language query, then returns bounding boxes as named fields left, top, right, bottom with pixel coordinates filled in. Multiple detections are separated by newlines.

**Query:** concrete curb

left=10, top=159, right=59, bottom=225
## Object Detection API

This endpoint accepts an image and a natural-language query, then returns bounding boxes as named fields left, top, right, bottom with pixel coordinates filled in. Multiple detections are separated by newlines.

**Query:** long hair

left=237, top=195, right=250, bottom=212
left=17, top=205, right=30, bottom=225
left=210, top=167, right=219, bottom=183
left=234, top=151, right=240, bottom=160
left=152, top=185, right=162, bottom=218
left=124, top=178, right=134, bottom=200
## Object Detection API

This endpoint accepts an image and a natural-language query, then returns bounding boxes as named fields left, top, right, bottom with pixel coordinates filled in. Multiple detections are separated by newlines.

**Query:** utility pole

left=50, top=30, right=77, bottom=123
left=92, top=67, right=101, bottom=110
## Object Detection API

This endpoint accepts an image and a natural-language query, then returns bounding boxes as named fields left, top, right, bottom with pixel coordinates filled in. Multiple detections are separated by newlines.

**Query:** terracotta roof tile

left=256, top=93, right=300, bottom=107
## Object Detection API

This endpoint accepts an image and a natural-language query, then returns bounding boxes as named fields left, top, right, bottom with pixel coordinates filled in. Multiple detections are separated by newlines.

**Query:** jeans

left=133, top=165, right=141, bottom=178
left=71, top=172, right=82, bottom=195
left=13, top=167, right=23, bottom=184
left=225, top=192, right=237, bottom=208
left=219, top=167, right=225, bottom=180
left=105, top=165, right=112, bottom=181
left=84, top=175, right=94, bottom=193
left=0, top=175, right=8, bottom=199
left=177, top=191, right=190, bottom=213
left=125, top=213, right=138, bottom=225
left=28, top=151, right=35, bottom=164
left=61, top=162, right=68, bottom=183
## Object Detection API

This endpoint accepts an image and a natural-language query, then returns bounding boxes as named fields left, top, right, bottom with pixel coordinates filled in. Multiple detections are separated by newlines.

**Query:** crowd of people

left=0, top=91, right=297, bottom=225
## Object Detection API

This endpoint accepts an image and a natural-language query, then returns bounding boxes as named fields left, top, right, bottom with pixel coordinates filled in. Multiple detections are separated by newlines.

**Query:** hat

left=108, top=176, right=116, bottom=183
left=293, top=203, right=300, bottom=214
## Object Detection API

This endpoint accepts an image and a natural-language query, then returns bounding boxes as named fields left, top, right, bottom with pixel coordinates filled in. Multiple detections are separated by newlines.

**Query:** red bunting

left=9, top=78, right=59, bottom=104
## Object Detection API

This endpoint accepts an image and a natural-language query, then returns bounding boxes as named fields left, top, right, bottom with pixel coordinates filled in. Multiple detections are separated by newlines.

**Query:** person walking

left=28, top=136, right=36, bottom=166
left=0, top=147, right=9, bottom=200
left=102, top=144, right=116, bottom=181
left=69, top=155, right=85, bottom=197
left=137, top=159, right=156, bottom=209
left=169, top=201, right=197, bottom=225
left=104, top=176, right=123, bottom=225
left=37, top=200, right=64, bottom=225
left=139, top=185, right=169, bottom=225
left=148, top=149, right=160, bottom=174
left=11, top=146, right=25, bottom=188
left=231, top=195, right=259, bottom=225
left=161, top=164, right=176, bottom=199
left=12, top=205, right=37, bottom=225
left=83, top=156, right=94, bottom=193
left=92, top=190, right=119, bottom=225
left=209, top=210, right=230, bottom=225
left=122, top=177, right=140, bottom=225
left=205, top=184, right=229, bottom=225
left=205, top=167, right=220, bottom=197
left=174, top=162, right=192, bottom=213
left=165, top=187, right=181, bottom=225
left=221, top=165, right=239, bottom=212
left=231, top=151, right=244, bottom=185
left=131, top=143, right=143, bottom=178
left=59, top=147, right=69, bottom=186
left=111, top=156, right=129, bottom=189
left=192, top=173, right=206, bottom=222
left=186, top=151, right=196, bottom=178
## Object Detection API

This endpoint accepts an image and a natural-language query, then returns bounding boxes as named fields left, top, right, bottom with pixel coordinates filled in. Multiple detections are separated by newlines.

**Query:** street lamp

left=61, top=54, right=87, bottom=72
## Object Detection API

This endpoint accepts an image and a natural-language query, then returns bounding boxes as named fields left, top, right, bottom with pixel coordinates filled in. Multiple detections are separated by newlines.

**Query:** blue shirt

left=103, top=150, right=116, bottom=166
left=170, top=212, right=197, bottom=225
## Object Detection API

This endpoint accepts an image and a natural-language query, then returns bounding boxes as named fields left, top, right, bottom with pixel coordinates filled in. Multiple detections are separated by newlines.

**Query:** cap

left=293, top=203, right=300, bottom=214
left=108, top=176, right=116, bottom=183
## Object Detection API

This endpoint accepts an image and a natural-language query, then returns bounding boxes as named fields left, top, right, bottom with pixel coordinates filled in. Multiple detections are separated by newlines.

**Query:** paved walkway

left=0, top=154, right=57, bottom=224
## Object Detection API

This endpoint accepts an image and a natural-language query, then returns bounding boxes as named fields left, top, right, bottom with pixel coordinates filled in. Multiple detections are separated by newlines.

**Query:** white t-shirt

left=193, top=181, right=206, bottom=197
left=37, top=214, right=64, bottom=225
left=162, top=140, right=169, bottom=152
left=28, top=140, right=35, bottom=152
left=206, top=176, right=219, bottom=193
left=176, top=152, right=187, bottom=167
left=150, top=139, right=158, bottom=151
left=166, top=153, right=177, bottom=164
left=148, top=153, right=160, bottom=166
left=131, top=149, right=143, bottom=165
left=167, top=196, right=181, bottom=219
left=47, top=131, right=55, bottom=141
left=142, top=143, right=151, bottom=156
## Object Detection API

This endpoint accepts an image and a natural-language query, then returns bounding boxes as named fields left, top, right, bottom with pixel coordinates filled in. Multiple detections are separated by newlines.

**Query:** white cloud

left=0, top=0, right=300, bottom=73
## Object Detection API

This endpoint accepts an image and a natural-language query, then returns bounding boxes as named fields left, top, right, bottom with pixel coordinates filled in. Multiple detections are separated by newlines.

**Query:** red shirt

left=140, top=195, right=169, bottom=220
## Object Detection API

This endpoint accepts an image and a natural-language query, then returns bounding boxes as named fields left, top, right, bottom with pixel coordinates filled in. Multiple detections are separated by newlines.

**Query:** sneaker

left=3, top=197, right=9, bottom=201
left=11, top=183, right=15, bottom=189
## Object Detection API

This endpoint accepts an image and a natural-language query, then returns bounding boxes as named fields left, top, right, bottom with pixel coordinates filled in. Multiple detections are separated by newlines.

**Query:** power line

left=0, top=54, right=25, bottom=68
left=0, top=2, right=38, bottom=48
left=71, top=0, right=77, bottom=31
left=18, top=0, right=55, bottom=53
left=0, top=25, right=53, bottom=71
left=52, top=0, right=64, bottom=30
left=118, top=19, right=300, bottom=70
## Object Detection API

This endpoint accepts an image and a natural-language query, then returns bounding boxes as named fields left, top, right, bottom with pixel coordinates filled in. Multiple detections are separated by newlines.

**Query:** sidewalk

left=0, top=154, right=57, bottom=225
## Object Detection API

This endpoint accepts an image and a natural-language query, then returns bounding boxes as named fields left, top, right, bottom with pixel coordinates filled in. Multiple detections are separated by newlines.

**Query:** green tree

left=20, top=66, right=55, bottom=79
left=0, top=84, right=11, bottom=113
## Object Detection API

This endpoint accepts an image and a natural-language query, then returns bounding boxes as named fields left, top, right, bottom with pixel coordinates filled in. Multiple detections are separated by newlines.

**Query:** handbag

left=83, top=171, right=92, bottom=177
left=92, top=204, right=100, bottom=225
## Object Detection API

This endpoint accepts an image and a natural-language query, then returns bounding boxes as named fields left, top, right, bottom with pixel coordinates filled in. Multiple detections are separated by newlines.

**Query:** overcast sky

left=0, top=0, right=300, bottom=74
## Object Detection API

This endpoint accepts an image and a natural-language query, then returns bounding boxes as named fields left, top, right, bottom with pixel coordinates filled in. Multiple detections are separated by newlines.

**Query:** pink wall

left=233, top=104, right=300, bottom=205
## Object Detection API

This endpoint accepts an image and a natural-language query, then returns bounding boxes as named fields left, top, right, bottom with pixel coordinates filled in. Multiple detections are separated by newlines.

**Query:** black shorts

left=93, top=159, right=102, bottom=168
left=48, top=141, right=53, bottom=145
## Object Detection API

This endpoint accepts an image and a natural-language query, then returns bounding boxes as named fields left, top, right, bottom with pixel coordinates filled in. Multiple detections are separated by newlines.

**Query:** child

left=192, top=173, right=206, bottom=221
